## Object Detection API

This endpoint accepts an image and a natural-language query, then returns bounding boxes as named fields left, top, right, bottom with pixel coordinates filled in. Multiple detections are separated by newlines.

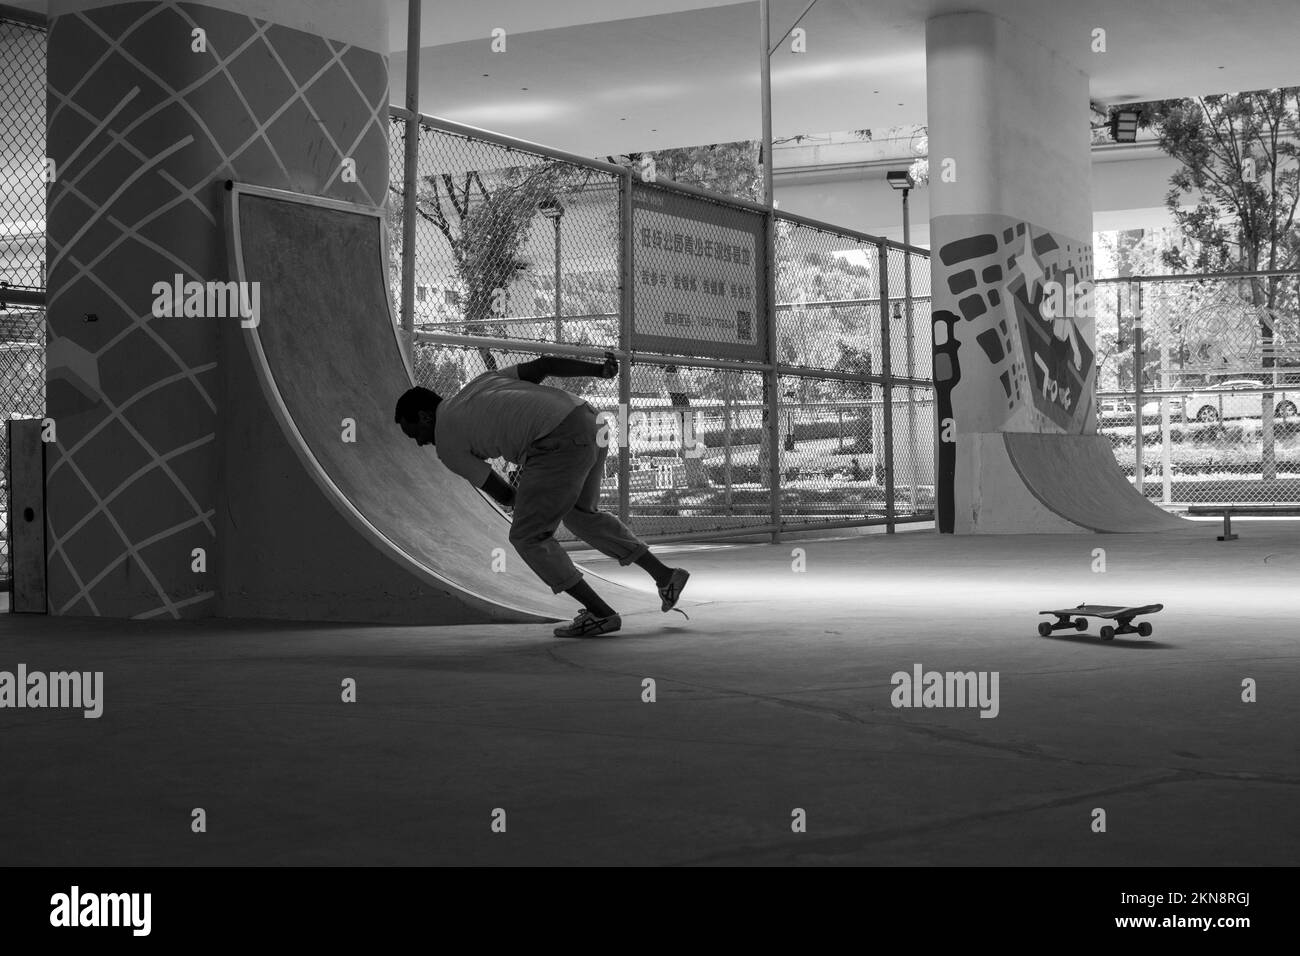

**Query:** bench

left=1185, top=505, right=1300, bottom=541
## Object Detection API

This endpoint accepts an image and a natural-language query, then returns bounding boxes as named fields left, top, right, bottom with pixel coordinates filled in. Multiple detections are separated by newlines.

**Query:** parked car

left=1140, top=396, right=1184, bottom=419
left=1098, top=398, right=1134, bottom=420
left=1184, top=380, right=1299, bottom=423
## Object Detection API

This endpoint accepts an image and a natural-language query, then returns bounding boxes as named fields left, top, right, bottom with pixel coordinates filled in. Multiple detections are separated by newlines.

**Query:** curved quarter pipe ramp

left=1003, top=432, right=1190, bottom=533
left=222, top=183, right=605, bottom=624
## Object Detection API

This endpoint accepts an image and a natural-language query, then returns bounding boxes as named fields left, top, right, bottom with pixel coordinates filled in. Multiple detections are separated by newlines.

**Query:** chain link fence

left=1, top=11, right=49, bottom=585
left=389, top=110, right=935, bottom=541
left=1, top=23, right=939, bottom=570
left=1094, top=272, right=1300, bottom=506
left=387, top=115, right=622, bottom=351
left=774, top=216, right=935, bottom=525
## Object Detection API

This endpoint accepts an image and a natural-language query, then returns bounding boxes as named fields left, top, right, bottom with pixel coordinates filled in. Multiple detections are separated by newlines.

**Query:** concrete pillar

left=926, top=12, right=1097, bottom=533
left=45, top=0, right=389, bottom=617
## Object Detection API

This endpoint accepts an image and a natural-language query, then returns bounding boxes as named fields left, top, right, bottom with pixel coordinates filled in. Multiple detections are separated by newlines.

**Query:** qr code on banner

left=736, top=310, right=752, bottom=340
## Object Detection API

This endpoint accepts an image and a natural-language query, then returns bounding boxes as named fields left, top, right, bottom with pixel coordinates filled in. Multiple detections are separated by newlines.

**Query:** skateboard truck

left=1037, top=603, right=1161, bottom=640
left=1038, top=613, right=1090, bottom=637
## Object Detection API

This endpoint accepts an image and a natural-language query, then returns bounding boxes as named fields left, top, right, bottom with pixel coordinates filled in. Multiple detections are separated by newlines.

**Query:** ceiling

left=386, top=0, right=1300, bottom=156
left=14, top=1, right=1299, bottom=157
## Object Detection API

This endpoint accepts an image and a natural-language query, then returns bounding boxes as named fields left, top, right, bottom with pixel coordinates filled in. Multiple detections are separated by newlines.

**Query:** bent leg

left=561, top=440, right=649, bottom=565
left=510, top=438, right=595, bottom=593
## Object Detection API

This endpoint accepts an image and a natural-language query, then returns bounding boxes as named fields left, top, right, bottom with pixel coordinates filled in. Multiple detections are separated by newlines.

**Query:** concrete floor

left=1, top=519, right=1297, bottom=866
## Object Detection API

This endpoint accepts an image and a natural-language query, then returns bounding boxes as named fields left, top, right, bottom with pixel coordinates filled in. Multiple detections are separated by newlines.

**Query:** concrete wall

left=925, top=11, right=1096, bottom=533
left=44, top=0, right=388, bottom=617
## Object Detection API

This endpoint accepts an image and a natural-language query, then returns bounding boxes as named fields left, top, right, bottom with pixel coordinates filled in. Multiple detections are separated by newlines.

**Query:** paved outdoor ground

left=1, top=519, right=1296, bottom=865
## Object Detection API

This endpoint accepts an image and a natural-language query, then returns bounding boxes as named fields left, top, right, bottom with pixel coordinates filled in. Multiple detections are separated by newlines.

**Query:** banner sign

left=630, top=183, right=765, bottom=362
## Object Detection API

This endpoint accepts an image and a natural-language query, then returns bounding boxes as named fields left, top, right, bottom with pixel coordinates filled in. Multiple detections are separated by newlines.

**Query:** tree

left=389, top=160, right=572, bottom=371
left=1094, top=228, right=1173, bottom=389
left=1135, top=89, right=1300, bottom=479
left=608, top=141, right=763, bottom=203
left=388, top=121, right=616, bottom=376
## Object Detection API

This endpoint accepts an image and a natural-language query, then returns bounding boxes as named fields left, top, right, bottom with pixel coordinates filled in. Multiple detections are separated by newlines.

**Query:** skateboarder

left=394, top=352, right=689, bottom=637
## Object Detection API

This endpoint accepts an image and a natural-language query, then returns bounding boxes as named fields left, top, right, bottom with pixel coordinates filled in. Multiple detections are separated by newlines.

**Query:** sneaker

left=657, top=568, right=690, bottom=612
left=553, top=609, right=622, bottom=638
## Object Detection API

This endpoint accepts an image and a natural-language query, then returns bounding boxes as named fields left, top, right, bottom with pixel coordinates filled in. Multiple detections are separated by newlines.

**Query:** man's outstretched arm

left=515, top=352, right=617, bottom=384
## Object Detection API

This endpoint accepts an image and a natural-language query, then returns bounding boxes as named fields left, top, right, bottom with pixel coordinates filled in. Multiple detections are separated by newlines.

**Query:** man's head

left=394, top=386, right=441, bottom=446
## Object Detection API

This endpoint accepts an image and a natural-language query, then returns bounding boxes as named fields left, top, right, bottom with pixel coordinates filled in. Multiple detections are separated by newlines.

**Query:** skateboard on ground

left=1037, top=603, right=1163, bottom=640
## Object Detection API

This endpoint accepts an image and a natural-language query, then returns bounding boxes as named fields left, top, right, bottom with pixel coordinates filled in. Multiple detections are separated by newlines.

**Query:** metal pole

left=723, top=373, right=734, bottom=512
left=0, top=285, right=45, bottom=308
left=768, top=0, right=820, bottom=52
left=554, top=217, right=562, bottom=343
left=618, top=171, right=633, bottom=524
left=1133, top=299, right=1145, bottom=494
left=1092, top=266, right=1300, bottom=285
left=1160, top=334, right=1172, bottom=505
left=398, top=0, right=421, bottom=367
left=879, top=241, right=895, bottom=532
left=902, top=188, right=917, bottom=513
left=759, top=0, right=774, bottom=215
left=760, top=0, right=781, bottom=542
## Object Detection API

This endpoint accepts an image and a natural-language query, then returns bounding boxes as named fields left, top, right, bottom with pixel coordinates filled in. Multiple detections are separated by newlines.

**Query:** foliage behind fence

left=1096, top=272, right=1300, bottom=505
left=386, top=111, right=936, bottom=539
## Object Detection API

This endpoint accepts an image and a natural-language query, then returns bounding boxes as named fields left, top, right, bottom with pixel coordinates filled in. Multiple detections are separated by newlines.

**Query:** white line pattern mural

left=45, top=1, right=388, bottom=618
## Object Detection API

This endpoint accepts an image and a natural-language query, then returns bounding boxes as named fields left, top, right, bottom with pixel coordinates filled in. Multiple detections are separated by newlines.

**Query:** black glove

left=600, top=352, right=619, bottom=379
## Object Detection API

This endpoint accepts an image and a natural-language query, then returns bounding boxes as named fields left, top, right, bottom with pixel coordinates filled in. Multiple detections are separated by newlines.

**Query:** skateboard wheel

left=1037, top=622, right=1052, bottom=637
left=1100, top=625, right=1115, bottom=641
left=1074, top=618, right=1088, bottom=631
left=1138, top=621, right=1153, bottom=637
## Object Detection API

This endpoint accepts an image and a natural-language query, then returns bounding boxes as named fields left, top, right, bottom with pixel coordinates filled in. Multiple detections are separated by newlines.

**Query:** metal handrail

left=0, top=284, right=45, bottom=308
left=776, top=207, right=929, bottom=258
left=1097, top=386, right=1299, bottom=398
left=385, top=105, right=934, bottom=264
left=410, top=295, right=936, bottom=329
left=390, top=106, right=632, bottom=178
left=1093, top=269, right=1300, bottom=284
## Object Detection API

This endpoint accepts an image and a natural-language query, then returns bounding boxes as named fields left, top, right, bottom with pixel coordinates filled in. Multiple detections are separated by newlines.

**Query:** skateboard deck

left=1037, top=603, right=1163, bottom=640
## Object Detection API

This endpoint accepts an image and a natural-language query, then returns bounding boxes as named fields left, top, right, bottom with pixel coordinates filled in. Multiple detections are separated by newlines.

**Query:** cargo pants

left=508, top=403, right=649, bottom=592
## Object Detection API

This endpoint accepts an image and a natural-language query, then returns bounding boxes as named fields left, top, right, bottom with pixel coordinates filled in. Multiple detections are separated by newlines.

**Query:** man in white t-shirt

left=395, top=353, right=690, bottom=637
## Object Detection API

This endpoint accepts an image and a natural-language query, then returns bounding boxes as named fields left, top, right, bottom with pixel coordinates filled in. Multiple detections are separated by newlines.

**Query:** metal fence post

left=723, top=378, right=734, bottom=511
left=1133, top=286, right=1145, bottom=493
left=902, top=198, right=918, bottom=514
left=618, top=170, right=633, bottom=524
left=878, top=241, right=895, bottom=533
left=766, top=211, right=782, bottom=543
left=398, top=0, right=421, bottom=367
left=1160, top=333, right=1172, bottom=504
left=760, top=0, right=781, bottom=543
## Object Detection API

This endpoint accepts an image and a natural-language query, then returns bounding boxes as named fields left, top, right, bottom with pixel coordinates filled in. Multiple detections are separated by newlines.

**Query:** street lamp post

left=538, top=197, right=564, bottom=342
left=887, top=170, right=919, bottom=512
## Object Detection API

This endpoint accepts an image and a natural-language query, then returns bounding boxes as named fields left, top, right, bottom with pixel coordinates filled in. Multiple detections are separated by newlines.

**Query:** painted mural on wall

left=45, top=2, right=388, bottom=617
left=930, top=215, right=1095, bottom=532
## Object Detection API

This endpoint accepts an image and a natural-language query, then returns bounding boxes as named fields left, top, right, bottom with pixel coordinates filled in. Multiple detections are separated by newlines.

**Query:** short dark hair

left=394, top=386, right=441, bottom=424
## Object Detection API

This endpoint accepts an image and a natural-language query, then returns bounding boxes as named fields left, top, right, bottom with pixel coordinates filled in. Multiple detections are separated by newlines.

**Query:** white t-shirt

left=434, top=365, right=585, bottom=485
